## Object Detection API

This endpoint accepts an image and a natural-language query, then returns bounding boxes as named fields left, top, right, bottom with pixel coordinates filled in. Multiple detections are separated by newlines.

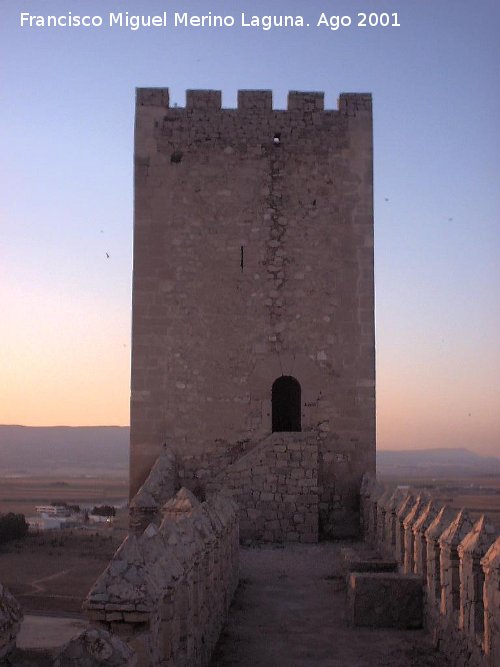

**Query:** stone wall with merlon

left=481, top=537, right=500, bottom=667
left=359, top=473, right=500, bottom=667
left=84, top=488, right=239, bottom=667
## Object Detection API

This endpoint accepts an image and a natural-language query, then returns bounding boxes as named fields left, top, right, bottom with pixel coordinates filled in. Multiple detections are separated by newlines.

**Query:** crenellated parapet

left=458, top=517, right=497, bottom=644
left=376, top=486, right=395, bottom=546
left=481, top=537, right=500, bottom=666
left=403, top=495, right=430, bottom=575
left=412, top=501, right=442, bottom=578
left=136, top=87, right=369, bottom=115
left=439, top=510, right=475, bottom=619
left=84, top=487, right=239, bottom=667
left=395, top=493, right=417, bottom=566
left=384, top=486, right=410, bottom=555
left=360, top=476, right=500, bottom=666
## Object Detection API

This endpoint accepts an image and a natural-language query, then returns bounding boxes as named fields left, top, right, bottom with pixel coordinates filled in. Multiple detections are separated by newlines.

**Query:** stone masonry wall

left=85, top=488, right=239, bottom=667
left=129, top=438, right=359, bottom=542
left=360, top=474, right=500, bottom=667
left=130, top=88, right=375, bottom=540
left=208, top=432, right=319, bottom=543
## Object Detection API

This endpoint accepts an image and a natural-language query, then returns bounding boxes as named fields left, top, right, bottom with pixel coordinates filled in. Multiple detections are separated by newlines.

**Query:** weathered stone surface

left=162, top=486, right=200, bottom=521
left=458, top=516, right=497, bottom=641
left=375, top=486, right=394, bottom=545
left=481, top=536, right=500, bottom=665
left=53, top=627, right=136, bottom=666
left=366, top=481, right=386, bottom=543
left=383, top=486, right=409, bottom=554
left=412, top=501, right=441, bottom=577
left=346, top=572, right=423, bottom=629
left=439, top=510, right=475, bottom=618
left=0, top=583, right=23, bottom=660
left=209, top=432, right=319, bottom=542
left=395, top=493, right=416, bottom=565
left=403, top=495, right=428, bottom=574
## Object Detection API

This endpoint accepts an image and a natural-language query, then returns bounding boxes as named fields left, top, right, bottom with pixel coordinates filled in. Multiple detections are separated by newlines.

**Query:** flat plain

left=379, top=475, right=500, bottom=530
left=0, top=474, right=128, bottom=516
left=0, top=475, right=128, bottom=613
left=0, top=527, right=125, bottom=614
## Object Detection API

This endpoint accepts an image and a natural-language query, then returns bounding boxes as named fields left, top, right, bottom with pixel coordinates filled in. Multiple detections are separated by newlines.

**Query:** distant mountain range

left=0, top=425, right=498, bottom=478
left=377, top=447, right=500, bottom=478
left=0, top=425, right=129, bottom=475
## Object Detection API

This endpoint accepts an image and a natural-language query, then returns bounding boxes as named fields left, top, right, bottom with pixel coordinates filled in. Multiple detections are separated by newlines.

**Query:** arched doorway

left=272, top=376, right=301, bottom=432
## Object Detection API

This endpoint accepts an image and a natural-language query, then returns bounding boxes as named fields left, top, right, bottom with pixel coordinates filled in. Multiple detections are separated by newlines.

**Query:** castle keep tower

left=131, top=89, right=375, bottom=539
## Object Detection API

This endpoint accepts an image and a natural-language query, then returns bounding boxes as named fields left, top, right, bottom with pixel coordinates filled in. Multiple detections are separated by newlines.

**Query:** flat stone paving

left=211, top=542, right=450, bottom=667
left=17, top=614, right=88, bottom=650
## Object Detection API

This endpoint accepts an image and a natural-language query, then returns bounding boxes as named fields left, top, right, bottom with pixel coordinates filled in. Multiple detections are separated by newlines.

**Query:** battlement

left=136, top=87, right=371, bottom=115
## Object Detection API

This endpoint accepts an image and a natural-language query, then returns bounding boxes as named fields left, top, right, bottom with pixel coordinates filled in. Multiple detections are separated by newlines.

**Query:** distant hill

left=377, top=447, right=500, bottom=478
left=0, top=426, right=498, bottom=479
left=0, top=425, right=129, bottom=475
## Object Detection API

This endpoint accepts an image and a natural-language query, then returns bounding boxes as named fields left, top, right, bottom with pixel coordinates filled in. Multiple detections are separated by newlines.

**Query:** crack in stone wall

left=264, top=141, right=288, bottom=352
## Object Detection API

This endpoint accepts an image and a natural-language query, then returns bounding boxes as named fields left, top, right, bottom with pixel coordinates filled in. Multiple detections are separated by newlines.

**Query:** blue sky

left=1, top=0, right=499, bottom=453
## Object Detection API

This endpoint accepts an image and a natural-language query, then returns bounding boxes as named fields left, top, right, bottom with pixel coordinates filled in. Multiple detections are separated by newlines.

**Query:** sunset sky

left=1, top=0, right=499, bottom=455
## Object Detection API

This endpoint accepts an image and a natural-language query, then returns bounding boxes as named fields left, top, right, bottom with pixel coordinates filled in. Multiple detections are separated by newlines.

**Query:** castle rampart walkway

left=210, top=543, right=449, bottom=667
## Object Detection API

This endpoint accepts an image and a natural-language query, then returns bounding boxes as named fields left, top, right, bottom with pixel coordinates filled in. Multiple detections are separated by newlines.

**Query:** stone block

left=346, top=573, right=423, bottom=629
left=347, top=559, right=398, bottom=573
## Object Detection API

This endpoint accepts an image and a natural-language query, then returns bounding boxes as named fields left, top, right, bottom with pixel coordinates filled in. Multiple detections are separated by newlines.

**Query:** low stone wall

left=347, top=572, right=423, bottom=628
left=208, top=433, right=319, bottom=543
left=85, top=487, right=239, bottom=667
left=360, top=473, right=500, bottom=667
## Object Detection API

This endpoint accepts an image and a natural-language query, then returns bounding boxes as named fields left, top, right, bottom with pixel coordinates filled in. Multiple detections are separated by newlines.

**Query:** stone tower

left=130, top=89, right=375, bottom=539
